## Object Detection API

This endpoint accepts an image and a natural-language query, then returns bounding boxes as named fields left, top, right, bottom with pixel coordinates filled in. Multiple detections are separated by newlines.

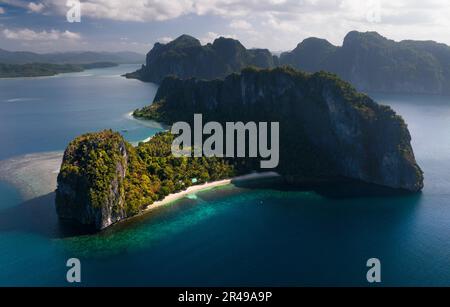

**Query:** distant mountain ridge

left=0, top=49, right=145, bottom=65
left=0, top=62, right=118, bottom=78
left=280, top=31, right=450, bottom=95
left=127, top=32, right=450, bottom=95
left=125, top=34, right=277, bottom=83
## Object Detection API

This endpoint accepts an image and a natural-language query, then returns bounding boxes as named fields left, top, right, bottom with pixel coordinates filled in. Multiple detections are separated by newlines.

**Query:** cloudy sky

left=0, top=0, right=450, bottom=54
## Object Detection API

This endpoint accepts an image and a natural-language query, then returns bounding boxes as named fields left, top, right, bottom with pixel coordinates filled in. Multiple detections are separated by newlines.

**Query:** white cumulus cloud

left=200, top=31, right=237, bottom=45
left=2, top=28, right=81, bottom=41
left=28, top=2, right=45, bottom=13
left=157, top=36, right=174, bottom=44
left=230, top=20, right=252, bottom=30
left=4, top=1, right=450, bottom=51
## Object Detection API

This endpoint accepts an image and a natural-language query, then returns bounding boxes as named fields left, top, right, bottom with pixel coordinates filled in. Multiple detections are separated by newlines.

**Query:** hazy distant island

left=0, top=62, right=119, bottom=78
left=0, top=49, right=144, bottom=65
left=0, top=48, right=145, bottom=78
left=57, top=67, right=424, bottom=231
left=127, top=31, right=450, bottom=95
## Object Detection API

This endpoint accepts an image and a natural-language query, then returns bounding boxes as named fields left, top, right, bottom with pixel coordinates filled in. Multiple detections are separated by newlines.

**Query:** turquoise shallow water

left=0, top=68, right=449, bottom=286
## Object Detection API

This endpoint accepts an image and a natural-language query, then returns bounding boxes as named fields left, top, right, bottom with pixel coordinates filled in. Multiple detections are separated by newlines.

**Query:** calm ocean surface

left=0, top=66, right=449, bottom=286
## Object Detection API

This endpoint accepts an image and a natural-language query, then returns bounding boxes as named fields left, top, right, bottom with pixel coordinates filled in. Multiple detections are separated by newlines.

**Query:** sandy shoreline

left=125, top=111, right=168, bottom=130
left=144, top=179, right=233, bottom=213
left=143, top=172, right=280, bottom=213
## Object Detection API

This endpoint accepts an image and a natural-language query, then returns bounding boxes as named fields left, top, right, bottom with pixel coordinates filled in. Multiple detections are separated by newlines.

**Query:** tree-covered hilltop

left=0, top=62, right=118, bottom=78
left=134, top=66, right=424, bottom=192
left=56, top=130, right=236, bottom=230
left=280, top=31, right=450, bottom=95
left=124, top=34, right=277, bottom=83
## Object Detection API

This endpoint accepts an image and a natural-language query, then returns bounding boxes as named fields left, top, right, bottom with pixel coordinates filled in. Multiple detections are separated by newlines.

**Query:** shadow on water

left=0, top=177, right=423, bottom=241
left=0, top=192, right=95, bottom=239
left=232, top=176, right=420, bottom=199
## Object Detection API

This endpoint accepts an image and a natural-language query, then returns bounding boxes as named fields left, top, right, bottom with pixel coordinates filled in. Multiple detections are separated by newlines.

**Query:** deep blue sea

left=0, top=66, right=449, bottom=286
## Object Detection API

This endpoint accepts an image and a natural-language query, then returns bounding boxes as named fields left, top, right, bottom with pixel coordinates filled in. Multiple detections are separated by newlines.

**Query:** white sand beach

left=125, top=111, right=168, bottom=130
left=144, top=172, right=280, bottom=213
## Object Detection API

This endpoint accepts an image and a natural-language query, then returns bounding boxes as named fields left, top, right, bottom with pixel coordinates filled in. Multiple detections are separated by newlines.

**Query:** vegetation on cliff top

left=133, top=66, right=378, bottom=123
left=58, top=130, right=127, bottom=212
left=57, top=130, right=236, bottom=217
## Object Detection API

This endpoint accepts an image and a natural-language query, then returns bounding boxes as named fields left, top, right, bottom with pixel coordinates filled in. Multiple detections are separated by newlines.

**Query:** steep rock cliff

left=55, top=131, right=236, bottom=230
left=135, top=67, right=424, bottom=192
left=125, top=35, right=276, bottom=83
left=55, top=130, right=129, bottom=230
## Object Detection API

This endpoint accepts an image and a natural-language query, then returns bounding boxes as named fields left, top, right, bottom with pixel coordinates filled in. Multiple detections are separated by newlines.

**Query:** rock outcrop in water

left=55, top=130, right=129, bottom=230
left=124, top=34, right=277, bottom=83
left=56, top=131, right=235, bottom=230
left=135, top=67, right=424, bottom=192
